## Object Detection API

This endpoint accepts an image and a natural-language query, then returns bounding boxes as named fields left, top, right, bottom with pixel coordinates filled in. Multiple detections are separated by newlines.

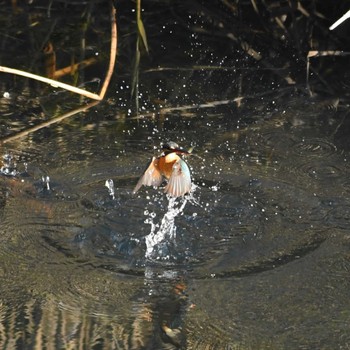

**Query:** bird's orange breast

left=156, top=154, right=179, bottom=179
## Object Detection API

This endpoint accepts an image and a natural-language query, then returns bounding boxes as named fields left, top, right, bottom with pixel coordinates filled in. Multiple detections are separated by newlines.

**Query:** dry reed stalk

left=0, top=2, right=117, bottom=101
left=53, top=57, right=98, bottom=79
left=0, top=66, right=102, bottom=100
left=329, top=9, right=350, bottom=30
left=0, top=2, right=117, bottom=144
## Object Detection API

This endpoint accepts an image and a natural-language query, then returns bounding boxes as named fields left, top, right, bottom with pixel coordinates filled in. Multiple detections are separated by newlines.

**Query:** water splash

left=0, top=153, right=18, bottom=176
left=42, top=176, right=50, bottom=190
left=105, top=179, right=115, bottom=200
left=144, top=184, right=199, bottom=260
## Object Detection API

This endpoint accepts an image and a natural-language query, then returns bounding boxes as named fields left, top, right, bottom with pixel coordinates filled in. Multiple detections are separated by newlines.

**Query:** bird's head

left=162, top=141, right=190, bottom=155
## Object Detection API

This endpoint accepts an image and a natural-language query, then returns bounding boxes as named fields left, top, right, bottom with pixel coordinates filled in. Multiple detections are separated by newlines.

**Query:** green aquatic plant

left=131, top=0, right=149, bottom=112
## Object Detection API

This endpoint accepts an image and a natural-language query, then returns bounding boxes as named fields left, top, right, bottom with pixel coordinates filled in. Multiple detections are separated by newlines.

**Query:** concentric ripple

left=5, top=152, right=327, bottom=284
left=293, top=138, right=337, bottom=158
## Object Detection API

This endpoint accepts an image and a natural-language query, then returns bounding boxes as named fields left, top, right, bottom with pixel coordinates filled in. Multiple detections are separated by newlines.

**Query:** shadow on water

left=1, top=0, right=350, bottom=349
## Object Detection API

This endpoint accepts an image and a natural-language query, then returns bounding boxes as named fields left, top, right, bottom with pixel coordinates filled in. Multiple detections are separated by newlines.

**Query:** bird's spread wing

left=164, top=158, right=191, bottom=197
left=133, top=157, right=163, bottom=193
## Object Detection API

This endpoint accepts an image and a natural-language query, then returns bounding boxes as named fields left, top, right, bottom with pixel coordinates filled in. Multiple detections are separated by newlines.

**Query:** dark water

left=1, top=1, right=350, bottom=349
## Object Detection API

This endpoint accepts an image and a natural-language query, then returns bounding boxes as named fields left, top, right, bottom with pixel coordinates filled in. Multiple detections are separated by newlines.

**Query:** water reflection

left=1, top=100, right=349, bottom=348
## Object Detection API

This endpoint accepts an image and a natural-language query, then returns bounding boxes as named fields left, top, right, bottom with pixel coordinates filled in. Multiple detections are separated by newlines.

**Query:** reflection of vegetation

left=0, top=277, right=134, bottom=349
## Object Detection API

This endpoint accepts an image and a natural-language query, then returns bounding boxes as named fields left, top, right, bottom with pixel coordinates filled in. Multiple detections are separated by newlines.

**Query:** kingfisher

left=133, top=141, right=192, bottom=197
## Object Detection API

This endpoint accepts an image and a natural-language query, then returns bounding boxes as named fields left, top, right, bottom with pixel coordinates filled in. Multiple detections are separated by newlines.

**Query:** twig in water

left=0, top=101, right=99, bottom=144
